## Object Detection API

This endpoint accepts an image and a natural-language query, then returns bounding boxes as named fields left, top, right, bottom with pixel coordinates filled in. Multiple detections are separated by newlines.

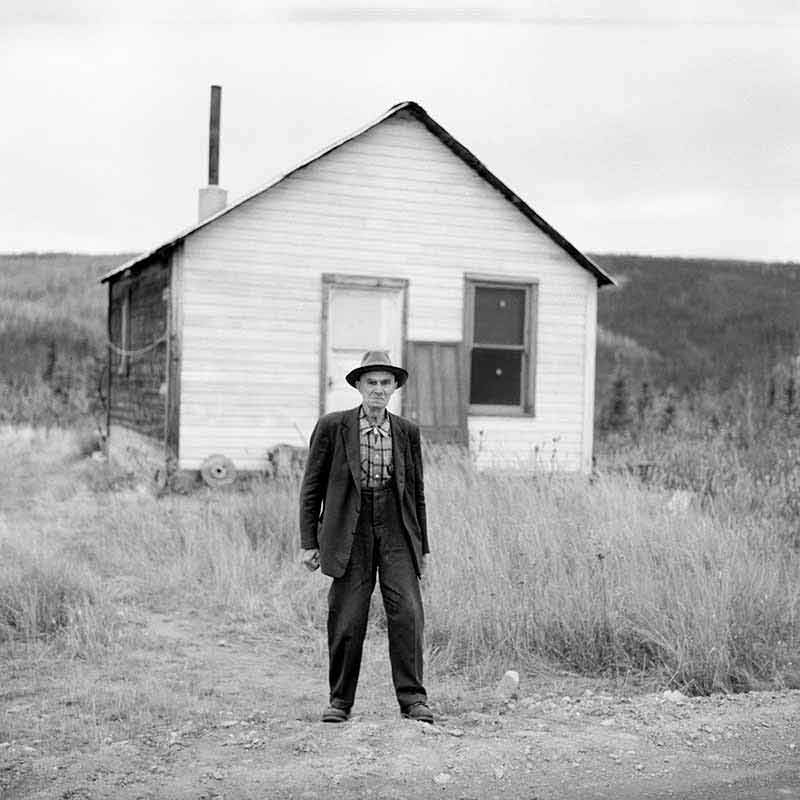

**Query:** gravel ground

left=3, top=612, right=799, bottom=799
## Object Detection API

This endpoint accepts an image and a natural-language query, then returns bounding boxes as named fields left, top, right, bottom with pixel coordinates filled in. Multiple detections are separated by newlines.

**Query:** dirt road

left=3, top=609, right=799, bottom=799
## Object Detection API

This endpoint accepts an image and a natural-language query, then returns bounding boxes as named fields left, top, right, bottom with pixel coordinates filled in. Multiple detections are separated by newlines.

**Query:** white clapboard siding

left=179, top=110, right=596, bottom=471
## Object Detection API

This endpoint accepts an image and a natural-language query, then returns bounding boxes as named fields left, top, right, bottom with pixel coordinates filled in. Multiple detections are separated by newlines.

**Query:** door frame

left=319, top=273, right=409, bottom=418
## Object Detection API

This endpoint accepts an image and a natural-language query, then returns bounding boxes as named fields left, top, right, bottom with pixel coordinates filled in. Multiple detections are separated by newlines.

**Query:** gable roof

left=101, top=101, right=615, bottom=286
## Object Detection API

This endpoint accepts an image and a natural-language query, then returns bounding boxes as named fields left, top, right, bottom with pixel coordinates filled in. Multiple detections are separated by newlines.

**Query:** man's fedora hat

left=346, top=350, right=408, bottom=388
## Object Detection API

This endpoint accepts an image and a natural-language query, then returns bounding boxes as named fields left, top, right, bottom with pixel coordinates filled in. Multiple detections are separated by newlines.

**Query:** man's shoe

left=402, top=701, right=434, bottom=724
left=321, top=705, right=350, bottom=723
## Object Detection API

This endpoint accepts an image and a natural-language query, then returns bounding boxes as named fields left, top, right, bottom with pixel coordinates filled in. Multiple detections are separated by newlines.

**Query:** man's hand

left=419, top=554, right=428, bottom=580
left=301, top=548, right=320, bottom=572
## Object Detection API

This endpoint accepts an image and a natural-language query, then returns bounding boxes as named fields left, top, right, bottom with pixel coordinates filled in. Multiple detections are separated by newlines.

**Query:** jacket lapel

left=341, top=407, right=362, bottom=494
left=389, top=412, right=407, bottom=495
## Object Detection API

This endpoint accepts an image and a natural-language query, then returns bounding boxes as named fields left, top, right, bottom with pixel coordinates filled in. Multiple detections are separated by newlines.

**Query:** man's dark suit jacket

left=299, top=406, right=429, bottom=579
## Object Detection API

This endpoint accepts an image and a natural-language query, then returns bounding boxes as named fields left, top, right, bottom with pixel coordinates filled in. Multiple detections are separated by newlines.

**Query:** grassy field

left=3, top=425, right=798, bottom=703
left=0, top=253, right=134, bottom=428
left=1, top=427, right=800, bottom=799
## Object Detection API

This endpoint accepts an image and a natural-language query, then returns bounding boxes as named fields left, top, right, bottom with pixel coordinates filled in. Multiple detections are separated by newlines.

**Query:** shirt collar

left=359, top=405, right=391, bottom=436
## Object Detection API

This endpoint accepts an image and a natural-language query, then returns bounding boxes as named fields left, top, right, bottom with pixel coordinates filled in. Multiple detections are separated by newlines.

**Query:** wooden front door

left=322, top=277, right=406, bottom=415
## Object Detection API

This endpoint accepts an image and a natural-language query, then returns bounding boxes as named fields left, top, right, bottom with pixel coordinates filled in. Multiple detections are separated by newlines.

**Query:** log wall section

left=108, top=258, right=169, bottom=442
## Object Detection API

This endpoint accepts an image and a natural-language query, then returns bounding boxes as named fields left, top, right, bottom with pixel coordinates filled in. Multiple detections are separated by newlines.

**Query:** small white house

left=101, top=99, right=614, bottom=481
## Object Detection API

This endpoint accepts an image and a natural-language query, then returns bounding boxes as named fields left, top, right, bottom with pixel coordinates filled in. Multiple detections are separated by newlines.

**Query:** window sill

left=468, top=405, right=535, bottom=417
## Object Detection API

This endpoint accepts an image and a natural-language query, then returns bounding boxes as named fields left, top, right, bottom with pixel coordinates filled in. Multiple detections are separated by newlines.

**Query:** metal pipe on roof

left=209, top=85, right=222, bottom=186
left=197, top=85, right=227, bottom=222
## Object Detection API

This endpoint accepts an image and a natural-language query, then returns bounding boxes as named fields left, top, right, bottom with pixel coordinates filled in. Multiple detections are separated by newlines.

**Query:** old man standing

left=299, top=350, right=433, bottom=724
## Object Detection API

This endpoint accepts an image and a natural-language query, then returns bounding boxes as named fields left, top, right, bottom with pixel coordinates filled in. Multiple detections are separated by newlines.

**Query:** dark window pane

left=474, top=287, right=525, bottom=345
left=470, top=348, right=522, bottom=405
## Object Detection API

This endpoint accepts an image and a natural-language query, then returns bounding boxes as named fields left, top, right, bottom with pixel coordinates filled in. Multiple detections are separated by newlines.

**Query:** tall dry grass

left=424, top=453, right=800, bottom=692
left=1, top=426, right=799, bottom=695
left=597, top=384, right=800, bottom=546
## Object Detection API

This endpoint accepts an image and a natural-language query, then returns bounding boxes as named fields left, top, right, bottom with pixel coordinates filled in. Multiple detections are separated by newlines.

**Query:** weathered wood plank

left=166, top=244, right=183, bottom=466
left=404, top=342, right=466, bottom=444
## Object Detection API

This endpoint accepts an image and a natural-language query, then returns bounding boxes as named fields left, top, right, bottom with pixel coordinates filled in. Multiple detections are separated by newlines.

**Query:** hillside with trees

left=592, top=253, right=800, bottom=396
left=0, top=252, right=132, bottom=428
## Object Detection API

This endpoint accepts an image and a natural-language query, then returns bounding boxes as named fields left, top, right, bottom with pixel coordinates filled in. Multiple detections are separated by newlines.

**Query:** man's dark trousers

left=327, top=485, right=427, bottom=712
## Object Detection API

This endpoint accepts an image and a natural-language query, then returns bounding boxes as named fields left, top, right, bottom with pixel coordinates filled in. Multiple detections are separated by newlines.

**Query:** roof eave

left=101, top=100, right=616, bottom=288
left=400, top=102, right=615, bottom=287
left=100, top=103, right=418, bottom=284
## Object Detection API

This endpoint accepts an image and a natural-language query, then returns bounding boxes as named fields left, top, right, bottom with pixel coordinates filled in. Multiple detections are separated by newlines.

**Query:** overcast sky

left=1, top=1, right=798, bottom=261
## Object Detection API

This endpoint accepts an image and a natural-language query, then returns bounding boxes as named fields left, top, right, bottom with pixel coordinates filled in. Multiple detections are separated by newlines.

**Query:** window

left=465, top=279, right=537, bottom=414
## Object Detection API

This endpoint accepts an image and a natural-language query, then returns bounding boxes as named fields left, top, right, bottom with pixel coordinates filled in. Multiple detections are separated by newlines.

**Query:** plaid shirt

left=359, top=406, right=393, bottom=488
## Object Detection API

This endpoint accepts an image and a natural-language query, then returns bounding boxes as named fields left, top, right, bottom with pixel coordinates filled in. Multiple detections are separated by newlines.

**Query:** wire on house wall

left=106, top=333, right=167, bottom=358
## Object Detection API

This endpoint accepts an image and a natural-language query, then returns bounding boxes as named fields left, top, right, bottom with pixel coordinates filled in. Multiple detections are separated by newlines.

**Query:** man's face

left=356, top=370, right=397, bottom=414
